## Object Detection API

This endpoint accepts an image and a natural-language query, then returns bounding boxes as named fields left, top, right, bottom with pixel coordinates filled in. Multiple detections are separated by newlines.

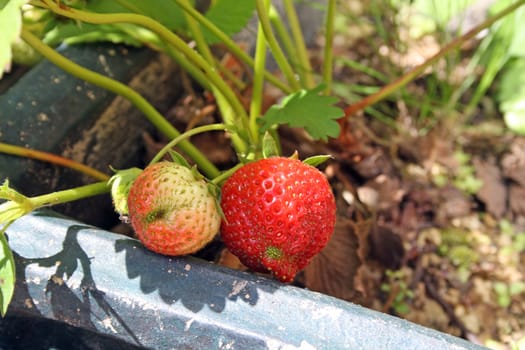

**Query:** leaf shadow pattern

left=114, top=238, right=279, bottom=313
left=14, top=225, right=144, bottom=348
left=0, top=312, right=147, bottom=350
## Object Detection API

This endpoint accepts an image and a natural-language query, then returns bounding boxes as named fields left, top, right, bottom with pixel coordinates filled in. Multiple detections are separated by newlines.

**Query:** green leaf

left=303, top=155, right=332, bottom=167
left=0, top=180, right=25, bottom=202
left=43, top=0, right=188, bottom=47
left=0, top=224, right=15, bottom=316
left=0, top=180, right=33, bottom=224
left=108, top=167, right=142, bottom=216
left=507, top=5, right=525, bottom=57
left=262, top=131, right=280, bottom=158
left=202, top=0, right=256, bottom=44
left=260, top=86, right=344, bottom=141
left=44, top=23, right=145, bottom=47
left=88, top=0, right=187, bottom=31
left=0, top=0, right=28, bottom=79
left=167, top=150, right=192, bottom=168
left=207, top=182, right=225, bottom=221
left=410, top=0, right=476, bottom=30
left=0, top=201, right=29, bottom=224
left=509, top=281, right=525, bottom=296
left=494, top=281, right=511, bottom=308
left=502, top=100, right=525, bottom=135
left=497, top=58, right=525, bottom=135
left=463, top=0, right=518, bottom=110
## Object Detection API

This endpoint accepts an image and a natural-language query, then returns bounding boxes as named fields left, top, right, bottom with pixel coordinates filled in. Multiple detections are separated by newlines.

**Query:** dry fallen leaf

left=303, top=216, right=363, bottom=301
left=435, top=185, right=472, bottom=225
left=368, top=225, right=404, bottom=270
left=501, top=139, right=525, bottom=187
left=508, top=184, right=525, bottom=217
left=473, top=157, right=507, bottom=218
left=216, top=248, right=248, bottom=271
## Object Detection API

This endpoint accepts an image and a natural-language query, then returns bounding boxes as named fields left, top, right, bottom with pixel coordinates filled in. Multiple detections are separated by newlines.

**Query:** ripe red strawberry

left=220, top=157, right=336, bottom=282
left=127, top=161, right=221, bottom=256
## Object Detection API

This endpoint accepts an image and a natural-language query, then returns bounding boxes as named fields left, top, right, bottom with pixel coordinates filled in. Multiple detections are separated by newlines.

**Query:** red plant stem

left=344, top=0, right=525, bottom=117
left=0, top=142, right=110, bottom=181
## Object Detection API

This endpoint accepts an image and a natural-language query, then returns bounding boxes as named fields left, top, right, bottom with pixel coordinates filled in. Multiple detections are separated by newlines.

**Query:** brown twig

left=0, top=142, right=109, bottom=181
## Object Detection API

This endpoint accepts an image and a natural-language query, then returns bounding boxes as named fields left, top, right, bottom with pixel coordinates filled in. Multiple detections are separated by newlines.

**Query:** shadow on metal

left=2, top=210, right=488, bottom=350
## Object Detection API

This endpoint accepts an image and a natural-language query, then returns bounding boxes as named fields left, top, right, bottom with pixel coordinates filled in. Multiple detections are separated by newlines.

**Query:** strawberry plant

left=0, top=0, right=344, bottom=316
left=0, top=0, right=524, bottom=322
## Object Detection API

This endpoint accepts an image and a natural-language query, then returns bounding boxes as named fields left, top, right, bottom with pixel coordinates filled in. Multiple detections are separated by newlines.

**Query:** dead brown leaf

left=368, top=225, right=404, bottom=270
left=435, top=185, right=472, bottom=225
left=509, top=184, right=525, bottom=217
left=501, top=139, right=525, bottom=187
left=473, top=157, right=507, bottom=218
left=303, top=216, right=363, bottom=301
left=399, top=186, right=438, bottom=230
left=217, top=248, right=248, bottom=271
left=422, top=131, right=459, bottom=172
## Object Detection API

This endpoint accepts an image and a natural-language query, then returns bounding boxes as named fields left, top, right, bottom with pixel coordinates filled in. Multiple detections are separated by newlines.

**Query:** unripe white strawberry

left=127, top=162, right=221, bottom=256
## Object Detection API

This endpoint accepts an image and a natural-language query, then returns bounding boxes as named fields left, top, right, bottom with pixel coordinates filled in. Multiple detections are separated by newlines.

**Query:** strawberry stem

left=322, top=0, right=336, bottom=95
left=20, top=28, right=220, bottom=179
left=149, top=123, right=234, bottom=166
left=161, top=44, right=212, bottom=91
left=37, top=0, right=250, bottom=133
left=269, top=6, right=297, bottom=70
left=248, top=3, right=268, bottom=147
left=282, top=0, right=315, bottom=89
left=0, top=181, right=109, bottom=225
left=255, top=0, right=301, bottom=91
left=210, top=163, right=244, bottom=186
left=171, top=0, right=292, bottom=94
left=180, top=0, right=250, bottom=153
left=28, top=181, right=109, bottom=209
left=0, top=142, right=110, bottom=181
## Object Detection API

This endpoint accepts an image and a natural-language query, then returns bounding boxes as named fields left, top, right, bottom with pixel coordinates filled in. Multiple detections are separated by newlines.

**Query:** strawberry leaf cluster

left=259, top=86, right=344, bottom=141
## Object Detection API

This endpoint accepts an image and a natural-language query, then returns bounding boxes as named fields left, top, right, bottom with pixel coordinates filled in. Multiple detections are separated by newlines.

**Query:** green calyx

left=109, top=167, right=142, bottom=216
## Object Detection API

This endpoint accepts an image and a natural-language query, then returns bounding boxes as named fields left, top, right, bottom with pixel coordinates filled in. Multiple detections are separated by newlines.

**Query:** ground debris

left=473, top=157, right=507, bottom=218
